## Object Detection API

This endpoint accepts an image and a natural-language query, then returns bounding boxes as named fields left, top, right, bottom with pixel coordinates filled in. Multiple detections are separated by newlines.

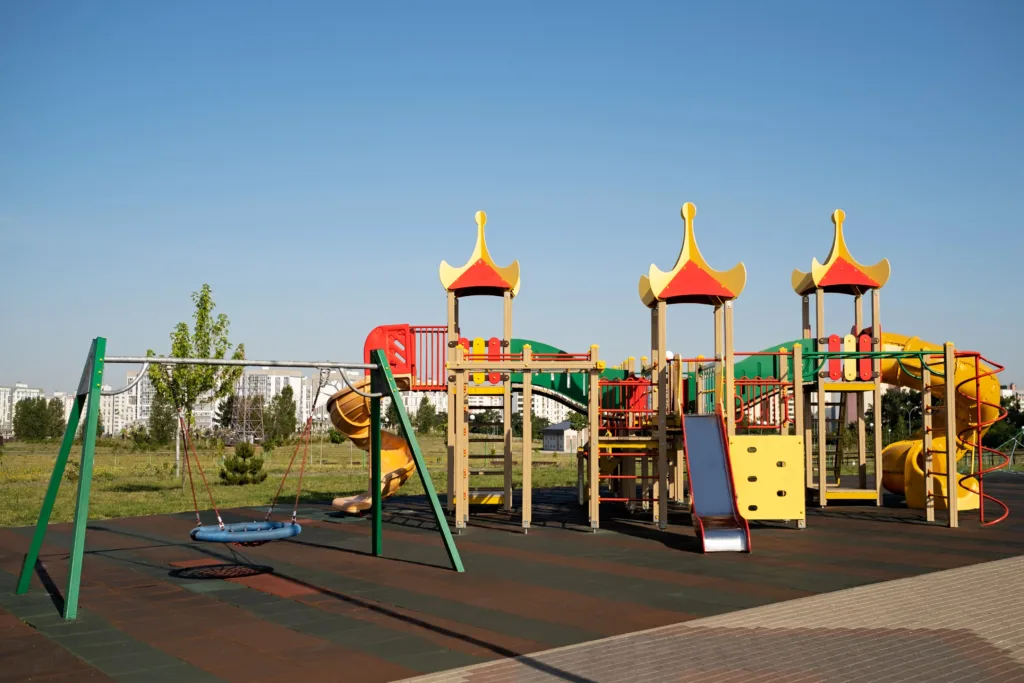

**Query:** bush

left=328, top=428, right=346, bottom=444
left=219, top=441, right=268, bottom=486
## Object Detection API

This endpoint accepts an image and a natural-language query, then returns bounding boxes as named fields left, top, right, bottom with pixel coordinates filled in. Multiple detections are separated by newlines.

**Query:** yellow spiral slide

left=326, top=378, right=415, bottom=513
left=879, top=332, right=1001, bottom=511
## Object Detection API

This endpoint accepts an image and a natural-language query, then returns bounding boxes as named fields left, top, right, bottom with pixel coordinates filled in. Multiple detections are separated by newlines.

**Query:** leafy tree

left=511, top=410, right=523, bottom=438
left=328, top=427, right=346, bottom=444
left=532, top=415, right=550, bottom=440
left=568, top=411, right=588, bottom=432
left=984, top=394, right=1024, bottom=448
left=434, top=410, right=448, bottom=436
left=265, top=385, right=297, bottom=446
left=219, top=441, right=267, bottom=485
left=865, top=389, right=924, bottom=446
left=46, top=398, right=66, bottom=438
left=148, top=390, right=178, bottom=445
left=471, top=408, right=501, bottom=434
left=146, top=283, right=245, bottom=426
left=510, top=408, right=549, bottom=440
left=215, top=394, right=236, bottom=429
left=414, top=397, right=436, bottom=435
left=13, top=397, right=48, bottom=440
left=96, top=410, right=104, bottom=437
left=384, top=399, right=405, bottom=438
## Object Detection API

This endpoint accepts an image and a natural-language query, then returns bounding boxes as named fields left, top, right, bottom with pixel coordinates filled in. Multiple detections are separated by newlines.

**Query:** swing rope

left=263, top=368, right=331, bottom=524
left=179, top=412, right=224, bottom=529
left=179, top=413, right=201, bottom=527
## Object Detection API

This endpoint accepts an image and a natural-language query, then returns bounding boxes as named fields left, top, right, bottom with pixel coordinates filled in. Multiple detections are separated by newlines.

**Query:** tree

left=385, top=399, right=405, bottom=438
left=215, top=394, right=236, bottom=429
left=865, top=389, right=924, bottom=446
left=434, top=411, right=448, bottom=436
left=510, top=408, right=549, bottom=439
left=984, top=394, right=1024, bottom=448
left=568, top=411, right=588, bottom=433
left=328, top=427, right=346, bottom=444
left=472, top=409, right=501, bottom=434
left=46, top=398, right=66, bottom=438
left=414, top=397, right=436, bottom=435
left=265, top=385, right=298, bottom=446
left=532, top=415, right=550, bottom=440
left=13, top=398, right=48, bottom=440
left=148, top=390, right=178, bottom=445
left=146, top=284, right=245, bottom=425
left=219, top=441, right=267, bottom=485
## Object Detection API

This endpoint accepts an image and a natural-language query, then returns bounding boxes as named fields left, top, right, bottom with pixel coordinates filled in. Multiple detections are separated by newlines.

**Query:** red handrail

left=953, top=351, right=1010, bottom=526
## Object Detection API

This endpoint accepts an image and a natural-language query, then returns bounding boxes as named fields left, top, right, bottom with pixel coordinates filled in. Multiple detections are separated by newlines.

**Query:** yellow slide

left=326, top=378, right=416, bottom=513
left=879, top=332, right=1001, bottom=511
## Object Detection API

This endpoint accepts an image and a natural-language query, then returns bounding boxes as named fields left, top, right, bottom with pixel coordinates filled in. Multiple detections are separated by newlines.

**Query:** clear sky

left=2, top=1, right=1021, bottom=392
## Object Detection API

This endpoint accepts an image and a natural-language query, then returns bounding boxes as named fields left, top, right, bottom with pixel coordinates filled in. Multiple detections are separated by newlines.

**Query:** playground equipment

left=17, top=342, right=464, bottom=622
left=328, top=376, right=416, bottom=513
left=792, top=208, right=888, bottom=505
left=878, top=334, right=1003, bottom=519
left=332, top=203, right=1010, bottom=544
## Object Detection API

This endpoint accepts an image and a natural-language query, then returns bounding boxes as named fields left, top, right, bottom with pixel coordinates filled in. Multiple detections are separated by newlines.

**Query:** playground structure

left=329, top=203, right=1011, bottom=546
left=16, top=201, right=1013, bottom=625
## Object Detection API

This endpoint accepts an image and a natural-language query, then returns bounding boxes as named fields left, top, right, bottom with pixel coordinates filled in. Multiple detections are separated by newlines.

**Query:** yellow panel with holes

left=729, top=435, right=805, bottom=522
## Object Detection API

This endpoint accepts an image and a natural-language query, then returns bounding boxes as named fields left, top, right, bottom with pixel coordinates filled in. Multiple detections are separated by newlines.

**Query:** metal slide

left=681, top=412, right=751, bottom=553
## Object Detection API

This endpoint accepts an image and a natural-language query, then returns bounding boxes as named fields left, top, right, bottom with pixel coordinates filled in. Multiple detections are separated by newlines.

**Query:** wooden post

left=654, top=301, right=668, bottom=528
left=944, top=342, right=958, bottom=528
left=793, top=344, right=808, bottom=489
left=588, top=366, right=601, bottom=530
left=521, top=346, right=533, bottom=531
left=802, top=295, right=814, bottom=488
left=672, top=359, right=684, bottom=501
left=724, top=301, right=736, bottom=438
left=922, top=364, right=934, bottom=523
left=802, top=295, right=812, bottom=340
left=502, top=291, right=513, bottom=511
left=446, top=291, right=458, bottom=512
left=714, top=304, right=724, bottom=412
left=855, top=293, right=867, bottom=489
left=779, top=349, right=789, bottom=433
left=453, top=347, right=468, bottom=530
left=872, top=289, right=883, bottom=505
left=815, top=288, right=827, bottom=506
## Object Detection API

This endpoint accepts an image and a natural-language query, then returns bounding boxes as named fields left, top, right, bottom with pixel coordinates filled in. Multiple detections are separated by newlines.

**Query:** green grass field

left=0, top=436, right=580, bottom=527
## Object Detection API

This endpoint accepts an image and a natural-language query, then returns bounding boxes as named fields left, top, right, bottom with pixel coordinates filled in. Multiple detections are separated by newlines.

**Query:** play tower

left=791, top=209, right=889, bottom=505
left=438, top=210, right=519, bottom=515
left=439, top=211, right=603, bottom=531
left=635, top=202, right=746, bottom=527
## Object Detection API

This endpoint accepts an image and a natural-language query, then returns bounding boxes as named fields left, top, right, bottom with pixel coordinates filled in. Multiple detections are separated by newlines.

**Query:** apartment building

left=0, top=386, right=11, bottom=437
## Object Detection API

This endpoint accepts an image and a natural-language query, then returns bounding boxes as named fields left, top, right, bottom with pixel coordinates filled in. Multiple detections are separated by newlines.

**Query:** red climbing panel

left=828, top=334, right=842, bottom=381
left=487, top=337, right=501, bottom=384
left=859, top=334, right=873, bottom=381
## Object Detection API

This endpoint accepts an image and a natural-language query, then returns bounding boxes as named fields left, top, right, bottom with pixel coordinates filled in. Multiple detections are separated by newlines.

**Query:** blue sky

left=2, top=1, right=1021, bottom=391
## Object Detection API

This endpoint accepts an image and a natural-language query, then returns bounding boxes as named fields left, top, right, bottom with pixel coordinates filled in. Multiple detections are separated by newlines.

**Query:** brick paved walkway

left=402, top=556, right=1024, bottom=682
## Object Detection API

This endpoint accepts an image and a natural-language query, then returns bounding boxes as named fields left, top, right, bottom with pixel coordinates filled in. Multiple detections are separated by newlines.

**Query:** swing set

left=15, top=338, right=463, bottom=621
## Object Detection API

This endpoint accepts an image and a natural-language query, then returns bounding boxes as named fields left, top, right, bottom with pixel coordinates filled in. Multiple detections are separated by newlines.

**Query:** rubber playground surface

left=2, top=478, right=1024, bottom=683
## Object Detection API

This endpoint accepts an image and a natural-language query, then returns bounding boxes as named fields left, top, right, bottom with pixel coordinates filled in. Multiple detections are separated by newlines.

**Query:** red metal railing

left=366, top=324, right=595, bottom=391
left=954, top=351, right=1010, bottom=526
left=599, top=377, right=654, bottom=436
left=734, top=378, right=791, bottom=432
left=411, top=325, right=446, bottom=390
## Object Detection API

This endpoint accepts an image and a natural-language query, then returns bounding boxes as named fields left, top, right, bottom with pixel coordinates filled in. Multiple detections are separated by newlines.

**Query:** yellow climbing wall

left=729, top=435, right=805, bottom=522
